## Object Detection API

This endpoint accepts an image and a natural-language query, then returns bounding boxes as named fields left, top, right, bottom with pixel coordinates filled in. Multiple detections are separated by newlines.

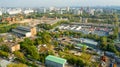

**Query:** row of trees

left=14, top=51, right=26, bottom=63
left=7, top=63, right=27, bottom=67
left=37, top=20, right=68, bottom=30
left=0, top=23, right=18, bottom=33
left=25, top=12, right=120, bottom=24
left=0, top=50, right=9, bottom=58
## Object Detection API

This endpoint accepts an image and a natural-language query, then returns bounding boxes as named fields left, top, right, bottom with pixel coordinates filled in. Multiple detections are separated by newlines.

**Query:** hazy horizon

left=0, top=0, right=120, bottom=7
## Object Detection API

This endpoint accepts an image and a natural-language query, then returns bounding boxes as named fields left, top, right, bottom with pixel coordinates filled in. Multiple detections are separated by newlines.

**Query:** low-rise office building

left=9, top=43, right=20, bottom=52
left=45, top=55, right=66, bottom=67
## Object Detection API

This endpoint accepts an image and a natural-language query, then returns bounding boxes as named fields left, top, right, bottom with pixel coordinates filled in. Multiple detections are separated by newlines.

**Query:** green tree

left=0, top=38, right=3, bottom=42
left=27, top=46, right=39, bottom=60
left=106, top=44, right=117, bottom=53
left=20, top=38, right=39, bottom=60
left=0, top=44, right=10, bottom=52
left=0, top=50, right=9, bottom=58
left=113, top=27, right=119, bottom=39
left=100, top=36, right=107, bottom=50
left=14, top=51, right=26, bottom=62
left=82, top=45, right=87, bottom=52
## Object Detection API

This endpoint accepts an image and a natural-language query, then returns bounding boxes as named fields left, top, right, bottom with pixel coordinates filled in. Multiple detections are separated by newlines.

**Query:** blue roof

left=12, top=29, right=28, bottom=35
left=17, top=26, right=31, bottom=32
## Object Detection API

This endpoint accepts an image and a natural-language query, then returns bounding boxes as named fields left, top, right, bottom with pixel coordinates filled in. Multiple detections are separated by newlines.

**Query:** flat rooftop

left=0, top=59, right=12, bottom=67
left=46, top=55, right=66, bottom=64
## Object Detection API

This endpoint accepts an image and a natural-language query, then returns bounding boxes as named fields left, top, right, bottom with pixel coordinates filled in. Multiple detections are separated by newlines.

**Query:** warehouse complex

left=12, top=26, right=37, bottom=37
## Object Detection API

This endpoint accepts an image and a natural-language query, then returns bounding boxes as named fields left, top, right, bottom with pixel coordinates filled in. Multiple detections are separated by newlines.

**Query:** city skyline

left=0, top=0, right=120, bottom=7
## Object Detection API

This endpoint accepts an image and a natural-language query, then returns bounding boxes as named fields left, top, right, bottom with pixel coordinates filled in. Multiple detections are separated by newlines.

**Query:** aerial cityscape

left=0, top=0, right=120, bottom=67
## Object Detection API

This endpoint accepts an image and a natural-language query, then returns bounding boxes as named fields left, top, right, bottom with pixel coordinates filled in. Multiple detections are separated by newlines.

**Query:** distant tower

left=66, top=6, right=70, bottom=12
left=43, top=8, right=46, bottom=13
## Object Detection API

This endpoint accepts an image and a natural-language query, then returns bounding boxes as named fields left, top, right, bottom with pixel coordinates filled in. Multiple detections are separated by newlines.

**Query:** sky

left=0, top=0, right=120, bottom=7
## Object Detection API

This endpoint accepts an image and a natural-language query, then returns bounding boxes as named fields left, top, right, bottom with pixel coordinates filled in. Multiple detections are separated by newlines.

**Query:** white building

left=24, top=9, right=34, bottom=14
left=88, top=9, right=95, bottom=15
left=38, top=8, right=47, bottom=13
left=66, top=6, right=70, bottom=12
left=73, top=9, right=83, bottom=15
left=43, top=8, right=47, bottom=13
left=7, top=8, right=22, bottom=15
left=49, top=6, right=55, bottom=11
left=57, top=10, right=63, bottom=14
left=0, top=11, right=2, bottom=15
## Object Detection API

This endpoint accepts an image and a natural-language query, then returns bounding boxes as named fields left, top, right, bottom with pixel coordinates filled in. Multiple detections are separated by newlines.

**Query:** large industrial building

left=72, top=38, right=98, bottom=49
left=12, top=26, right=37, bottom=37
left=45, top=55, right=67, bottom=67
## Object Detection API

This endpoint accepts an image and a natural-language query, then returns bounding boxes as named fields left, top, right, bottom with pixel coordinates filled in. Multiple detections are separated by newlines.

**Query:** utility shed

left=45, top=55, right=66, bottom=67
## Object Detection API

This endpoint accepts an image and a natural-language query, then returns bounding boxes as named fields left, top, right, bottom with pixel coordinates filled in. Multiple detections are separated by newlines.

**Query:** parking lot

left=58, top=24, right=113, bottom=36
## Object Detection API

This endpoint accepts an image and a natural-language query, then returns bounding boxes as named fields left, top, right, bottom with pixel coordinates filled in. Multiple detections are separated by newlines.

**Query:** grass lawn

left=80, top=52, right=92, bottom=61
